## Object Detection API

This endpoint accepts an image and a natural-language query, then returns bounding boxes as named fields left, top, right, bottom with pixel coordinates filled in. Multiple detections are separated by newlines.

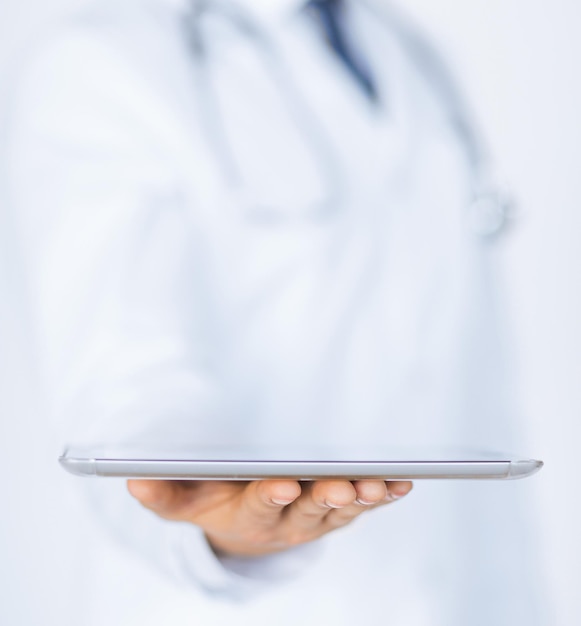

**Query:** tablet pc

left=59, top=444, right=543, bottom=480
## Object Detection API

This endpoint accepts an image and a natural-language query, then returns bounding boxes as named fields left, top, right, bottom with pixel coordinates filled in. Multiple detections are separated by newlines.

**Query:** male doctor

left=7, top=0, right=541, bottom=624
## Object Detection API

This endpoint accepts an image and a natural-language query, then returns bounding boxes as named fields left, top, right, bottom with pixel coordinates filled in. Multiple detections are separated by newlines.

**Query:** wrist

left=205, top=531, right=289, bottom=558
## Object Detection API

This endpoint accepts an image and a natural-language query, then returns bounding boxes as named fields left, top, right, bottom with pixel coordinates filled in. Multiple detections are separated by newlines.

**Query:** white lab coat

left=5, top=0, right=542, bottom=624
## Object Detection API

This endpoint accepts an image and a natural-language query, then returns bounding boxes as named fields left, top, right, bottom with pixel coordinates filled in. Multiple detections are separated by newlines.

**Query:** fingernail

left=271, top=498, right=294, bottom=506
left=384, top=492, right=404, bottom=502
left=324, top=500, right=343, bottom=509
left=356, top=498, right=374, bottom=506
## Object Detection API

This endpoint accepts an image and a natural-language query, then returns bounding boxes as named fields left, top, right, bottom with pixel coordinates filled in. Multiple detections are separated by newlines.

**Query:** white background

left=1, top=1, right=579, bottom=624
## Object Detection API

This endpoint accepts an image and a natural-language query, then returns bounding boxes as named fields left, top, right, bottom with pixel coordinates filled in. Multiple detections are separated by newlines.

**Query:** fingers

left=127, top=478, right=413, bottom=555
left=282, top=480, right=358, bottom=533
left=323, top=480, right=413, bottom=530
left=384, top=480, right=413, bottom=501
left=239, top=480, right=302, bottom=526
left=353, top=479, right=388, bottom=505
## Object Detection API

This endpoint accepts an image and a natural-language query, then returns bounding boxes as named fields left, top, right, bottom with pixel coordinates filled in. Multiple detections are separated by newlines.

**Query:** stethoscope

left=183, top=0, right=515, bottom=237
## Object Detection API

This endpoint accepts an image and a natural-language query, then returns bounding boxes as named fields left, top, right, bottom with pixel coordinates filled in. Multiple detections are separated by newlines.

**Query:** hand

left=127, top=478, right=412, bottom=557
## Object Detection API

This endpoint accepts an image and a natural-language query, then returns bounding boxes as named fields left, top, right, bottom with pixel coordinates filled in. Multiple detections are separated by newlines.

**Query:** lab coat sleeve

left=6, top=29, right=317, bottom=599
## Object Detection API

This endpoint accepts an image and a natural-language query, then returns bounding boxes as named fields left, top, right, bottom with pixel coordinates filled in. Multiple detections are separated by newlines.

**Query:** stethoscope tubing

left=184, top=0, right=514, bottom=235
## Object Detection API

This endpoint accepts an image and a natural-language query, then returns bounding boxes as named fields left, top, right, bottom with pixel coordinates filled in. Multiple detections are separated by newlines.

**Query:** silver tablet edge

left=59, top=455, right=96, bottom=476
left=58, top=456, right=543, bottom=480
left=507, top=459, right=543, bottom=479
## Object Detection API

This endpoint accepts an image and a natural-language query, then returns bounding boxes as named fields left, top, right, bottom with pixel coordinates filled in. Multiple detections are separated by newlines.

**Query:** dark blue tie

left=307, top=0, right=378, bottom=102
